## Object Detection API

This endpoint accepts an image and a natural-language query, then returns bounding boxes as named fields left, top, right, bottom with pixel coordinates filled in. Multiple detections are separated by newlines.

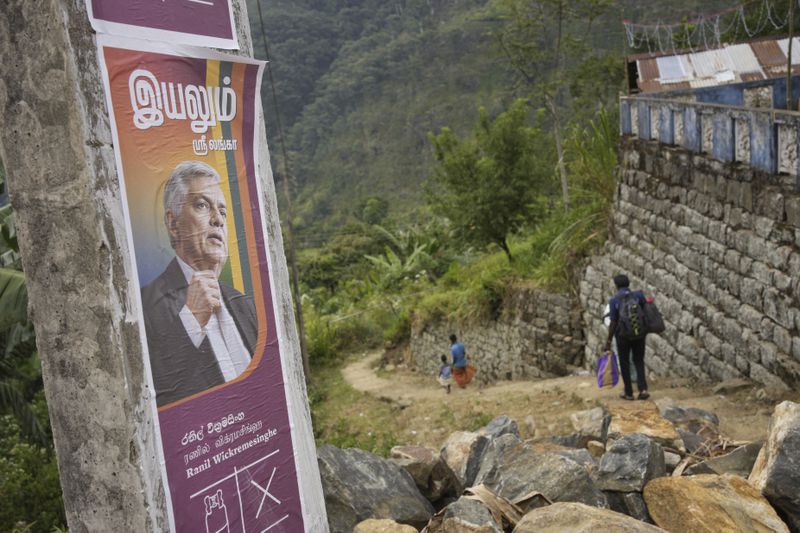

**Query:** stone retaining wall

left=580, top=136, right=800, bottom=390
left=411, top=287, right=584, bottom=384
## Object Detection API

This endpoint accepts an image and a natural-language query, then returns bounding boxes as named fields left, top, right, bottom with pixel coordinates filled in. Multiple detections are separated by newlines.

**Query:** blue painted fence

left=620, top=96, right=800, bottom=181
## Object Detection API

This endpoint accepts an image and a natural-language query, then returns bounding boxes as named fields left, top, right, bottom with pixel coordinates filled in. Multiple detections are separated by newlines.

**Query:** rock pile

left=317, top=400, right=800, bottom=532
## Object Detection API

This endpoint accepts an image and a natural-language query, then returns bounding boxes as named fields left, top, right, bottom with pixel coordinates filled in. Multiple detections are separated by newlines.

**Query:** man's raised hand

left=186, top=271, right=221, bottom=328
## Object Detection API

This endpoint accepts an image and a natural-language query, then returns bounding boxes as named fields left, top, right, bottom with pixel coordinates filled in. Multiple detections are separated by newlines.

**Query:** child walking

left=437, top=355, right=453, bottom=394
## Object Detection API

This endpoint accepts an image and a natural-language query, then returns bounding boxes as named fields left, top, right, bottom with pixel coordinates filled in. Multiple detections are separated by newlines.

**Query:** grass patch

left=415, top=202, right=609, bottom=324
left=309, top=359, right=400, bottom=457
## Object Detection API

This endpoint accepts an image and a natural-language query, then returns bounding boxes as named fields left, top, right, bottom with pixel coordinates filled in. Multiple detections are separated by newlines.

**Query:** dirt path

left=341, top=351, right=797, bottom=449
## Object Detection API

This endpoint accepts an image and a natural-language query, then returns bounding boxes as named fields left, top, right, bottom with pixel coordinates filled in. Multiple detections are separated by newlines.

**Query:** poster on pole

left=96, top=34, right=307, bottom=531
left=87, top=0, right=238, bottom=50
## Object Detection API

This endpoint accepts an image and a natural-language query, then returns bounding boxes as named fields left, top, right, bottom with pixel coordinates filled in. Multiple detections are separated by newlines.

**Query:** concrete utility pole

left=0, top=1, right=321, bottom=531
left=788, top=0, right=796, bottom=110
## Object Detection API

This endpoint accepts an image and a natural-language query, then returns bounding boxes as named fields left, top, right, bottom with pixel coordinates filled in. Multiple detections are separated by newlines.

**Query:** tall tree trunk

left=548, top=94, right=570, bottom=212
left=551, top=0, right=569, bottom=212
left=499, top=238, right=514, bottom=262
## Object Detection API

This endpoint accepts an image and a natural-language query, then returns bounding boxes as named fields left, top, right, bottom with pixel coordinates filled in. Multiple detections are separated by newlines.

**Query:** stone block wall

left=411, top=287, right=583, bottom=384
left=581, top=136, right=800, bottom=390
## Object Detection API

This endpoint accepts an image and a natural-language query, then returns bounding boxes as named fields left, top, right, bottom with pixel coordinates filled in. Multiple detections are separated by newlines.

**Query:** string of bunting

left=623, top=0, right=798, bottom=54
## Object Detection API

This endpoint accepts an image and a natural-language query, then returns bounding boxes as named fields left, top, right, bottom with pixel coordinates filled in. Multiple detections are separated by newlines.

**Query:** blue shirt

left=608, top=288, right=646, bottom=336
left=451, top=342, right=466, bottom=368
left=439, top=364, right=452, bottom=379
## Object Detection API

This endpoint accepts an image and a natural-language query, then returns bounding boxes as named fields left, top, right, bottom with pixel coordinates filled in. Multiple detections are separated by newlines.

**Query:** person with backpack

left=603, top=274, right=649, bottom=401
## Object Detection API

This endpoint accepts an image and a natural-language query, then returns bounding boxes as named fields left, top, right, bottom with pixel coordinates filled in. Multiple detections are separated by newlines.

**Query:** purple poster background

left=88, top=0, right=238, bottom=49
left=97, top=36, right=303, bottom=532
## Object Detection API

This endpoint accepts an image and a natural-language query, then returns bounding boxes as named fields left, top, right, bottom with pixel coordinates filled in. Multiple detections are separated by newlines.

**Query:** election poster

left=87, top=0, right=238, bottom=50
left=96, top=34, right=306, bottom=531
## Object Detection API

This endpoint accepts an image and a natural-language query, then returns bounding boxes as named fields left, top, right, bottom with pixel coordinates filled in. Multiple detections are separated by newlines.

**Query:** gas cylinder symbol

left=204, top=489, right=230, bottom=533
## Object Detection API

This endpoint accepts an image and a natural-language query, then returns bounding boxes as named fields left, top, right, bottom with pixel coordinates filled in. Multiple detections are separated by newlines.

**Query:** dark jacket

left=141, top=258, right=258, bottom=407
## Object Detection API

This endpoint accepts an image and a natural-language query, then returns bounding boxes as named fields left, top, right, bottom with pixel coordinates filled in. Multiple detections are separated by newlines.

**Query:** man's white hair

left=164, top=161, right=221, bottom=249
left=164, top=161, right=221, bottom=219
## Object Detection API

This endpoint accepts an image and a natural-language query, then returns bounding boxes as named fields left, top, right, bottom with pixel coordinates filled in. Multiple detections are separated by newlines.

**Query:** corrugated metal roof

left=689, top=77, right=731, bottom=88
left=637, top=80, right=663, bottom=92
left=688, top=49, right=734, bottom=78
left=657, top=55, right=686, bottom=80
left=637, top=58, right=659, bottom=82
left=725, top=44, right=764, bottom=75
left=751, top=39, right=786, bottom=68
left=741, top=72, right=765, bottom=82
left=633, top=36, right=796, bottom=94
left=777, top=38, right=800, bottom=64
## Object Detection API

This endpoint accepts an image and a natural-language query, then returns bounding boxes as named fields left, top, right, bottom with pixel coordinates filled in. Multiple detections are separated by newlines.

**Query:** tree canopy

left=427, top=99, right=554, bottom=261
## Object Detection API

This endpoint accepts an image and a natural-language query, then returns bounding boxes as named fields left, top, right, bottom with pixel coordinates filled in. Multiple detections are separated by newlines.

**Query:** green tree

left=494, top=0, right=614, bottom=212
left=427, top=99, right=553, bottom=262
left=0, top=165, right=45, bottom=447
left=0, top=416, right=65, bottom=533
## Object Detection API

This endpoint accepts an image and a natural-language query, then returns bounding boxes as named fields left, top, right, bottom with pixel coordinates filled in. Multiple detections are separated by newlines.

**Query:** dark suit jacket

left=141, top=258, right=258, bottom=407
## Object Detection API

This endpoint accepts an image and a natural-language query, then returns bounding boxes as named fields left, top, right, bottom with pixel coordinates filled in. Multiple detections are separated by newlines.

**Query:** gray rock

left=441, top=431, right=490, bottom=491
left=749, top=401, right=800, bottom=530
left=478, top=442, right=607, bottom=510
left=596, top=433, right=666, bottom=492
left=514, top=502, right=666, bottom=532
left=605, top=491, right=653, bottom=523
left=570, top=407, right=611, bottom=445
left=548, top=433, right=583, bottom=448
left=554, top=448, right=598, bottom=472
left=685, top=441, right=763, bottom=478
left=677, top=428, right=706, bottom=455
left=318, top=445, right=434, bottom=532
left=663, top=451, right=682, bottom=471
left=655, top=398, right=720, bottom=429
left=441, top=497, right=503, bottom=533
left=479, top=415, right=520, bottom=439
left=390, top=445, right=457, bottom=502
left=474, top=433, right=525, bottom=487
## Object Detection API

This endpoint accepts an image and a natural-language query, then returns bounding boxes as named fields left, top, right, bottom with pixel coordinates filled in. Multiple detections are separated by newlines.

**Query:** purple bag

left=597, top=351, right=619, bottom=388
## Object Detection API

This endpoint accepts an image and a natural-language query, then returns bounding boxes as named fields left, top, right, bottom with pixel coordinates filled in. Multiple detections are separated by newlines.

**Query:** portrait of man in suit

left=141, top=161, right=258, bottom=407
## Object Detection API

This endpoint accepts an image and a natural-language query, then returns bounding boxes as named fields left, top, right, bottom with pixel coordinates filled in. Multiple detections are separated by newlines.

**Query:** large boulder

left=477, top=440, right=607, bottom=510
left=596, top=433, right=666, bottom=492
left=317, top=445, right=435, bottom=532
left=474, top=433, right=525, bottom=487
left=440, top=497, right=503, bottom=533
left=553, top=448, right=597, bottom=472
left=441, top=431, right=490, bottom=490
left=749, top=401, right=800, bottom=530
left=607, top=401, right=683, bottom=450
left=644, top=474, right=789, bottom=532
left=478, top=415, right=520, bottom=439
left=390, top=445, right=457, bottom=502
left=513, top=502, right=666, bottom=532
left=354, top=519, right=417, bottom=533
left=685, top=441, right=763, bottom=477
left=570, top=407, right=611, bottom=446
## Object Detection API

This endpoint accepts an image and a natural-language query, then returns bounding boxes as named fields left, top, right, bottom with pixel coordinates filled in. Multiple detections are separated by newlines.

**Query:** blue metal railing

left=620, top=96, right=800, bottom=179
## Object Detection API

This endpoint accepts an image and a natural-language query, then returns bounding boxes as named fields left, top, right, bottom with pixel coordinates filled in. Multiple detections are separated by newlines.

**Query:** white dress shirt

left=176, top=257, right=251, bottom=381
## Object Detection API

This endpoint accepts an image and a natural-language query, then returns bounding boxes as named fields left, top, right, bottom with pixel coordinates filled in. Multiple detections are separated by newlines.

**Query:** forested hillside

left=247, top=0, right=732, bottom=234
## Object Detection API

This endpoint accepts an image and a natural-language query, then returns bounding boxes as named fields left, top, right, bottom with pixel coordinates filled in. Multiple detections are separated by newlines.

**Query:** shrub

left=0, top=416, right=65, bottom=533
